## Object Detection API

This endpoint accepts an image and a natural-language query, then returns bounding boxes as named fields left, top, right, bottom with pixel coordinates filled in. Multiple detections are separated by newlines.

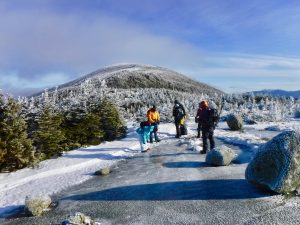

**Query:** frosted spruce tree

left=0, top=96, right=34, bottom=172
left=62, top=108, right=88, bottom=149
left=97, top=98, right=126, bottom=141
left=33, top=106, right=65, bottom=159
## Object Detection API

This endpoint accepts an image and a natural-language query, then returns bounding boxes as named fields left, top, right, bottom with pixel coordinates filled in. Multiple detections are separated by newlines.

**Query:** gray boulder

left=226, top=113, right=243, bottom=130
left=245, top=131, right=300, bottom=194
left=25, top=195, right=52, bottom=216
left=205, top=145, right=236, bottom=166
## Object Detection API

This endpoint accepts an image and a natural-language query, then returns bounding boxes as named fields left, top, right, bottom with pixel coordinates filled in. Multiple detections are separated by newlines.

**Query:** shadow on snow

left=62, top=179, right=272, bottom=201
left=163, top=161, right=208, bottom=168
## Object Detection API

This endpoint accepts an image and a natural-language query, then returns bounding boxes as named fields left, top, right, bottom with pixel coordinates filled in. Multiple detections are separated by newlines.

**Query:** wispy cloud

left=0, top=1, right=202, bottom=96
left=179, top=53, right=300, bottom=78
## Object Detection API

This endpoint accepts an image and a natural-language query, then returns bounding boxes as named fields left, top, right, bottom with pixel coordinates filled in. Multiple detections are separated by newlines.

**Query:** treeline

left=0, top=95, right=126, bottom=172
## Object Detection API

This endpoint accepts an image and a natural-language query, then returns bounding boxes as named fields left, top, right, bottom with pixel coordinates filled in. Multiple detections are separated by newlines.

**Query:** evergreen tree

left=0, top=96, right=34, bottom=172
left=62, top=108, right=86, bottom=149
left=97, top=98, right=126, bottom=141
left=81, top=112, right=105, bottom=145
left=33, top=106, right=65, bottom=159
left=62, top=108, right=105, bottom=148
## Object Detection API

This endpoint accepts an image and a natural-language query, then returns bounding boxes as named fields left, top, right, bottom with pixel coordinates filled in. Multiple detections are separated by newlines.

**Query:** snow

left=1, top=120, right=300, bottom=218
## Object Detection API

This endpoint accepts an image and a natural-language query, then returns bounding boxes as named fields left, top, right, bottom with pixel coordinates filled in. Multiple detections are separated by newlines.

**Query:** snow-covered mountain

left=251, top=89, right=300, bottom=99
left=22, top=64, right=224, bottom=122
left=33, top=64, right=223, bottom=97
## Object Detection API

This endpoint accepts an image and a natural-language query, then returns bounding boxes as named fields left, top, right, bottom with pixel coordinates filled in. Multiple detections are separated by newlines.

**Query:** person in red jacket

left=197, top=100, right=216, bottom=154
left=147, top=105, right=161, bottom=143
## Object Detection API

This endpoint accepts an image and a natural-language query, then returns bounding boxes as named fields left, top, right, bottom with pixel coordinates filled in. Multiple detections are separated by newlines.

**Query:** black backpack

left=140, top=121, right=150, bottom=127
left=202, top=108, right=219, bottom=128
left=174, top=106, right=185, bottom=119
left=208, top=108, right=219, bottom=127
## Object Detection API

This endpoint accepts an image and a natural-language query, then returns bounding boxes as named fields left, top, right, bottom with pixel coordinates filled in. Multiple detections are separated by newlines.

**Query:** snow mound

left=245, top=131, right=300, bottom=194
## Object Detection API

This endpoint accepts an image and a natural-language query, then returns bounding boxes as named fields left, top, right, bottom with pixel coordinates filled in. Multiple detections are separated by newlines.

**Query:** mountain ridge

left=250, top=89, right=300, bottom=98
left=32, top=64, right=223, bottom=97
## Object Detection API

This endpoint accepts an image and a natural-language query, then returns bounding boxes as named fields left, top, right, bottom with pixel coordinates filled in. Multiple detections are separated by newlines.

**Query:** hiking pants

left=197, top=123, right=202, bottom=138
left=150, top=123, right=159, bottom=142
left=202, top=129, right=215, bottom=152
left=175, top=122, right=181, bottom=138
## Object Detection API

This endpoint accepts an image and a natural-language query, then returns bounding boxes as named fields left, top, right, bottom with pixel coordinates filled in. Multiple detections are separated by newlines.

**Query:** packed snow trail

left=2, top=135, right=288, bottom=225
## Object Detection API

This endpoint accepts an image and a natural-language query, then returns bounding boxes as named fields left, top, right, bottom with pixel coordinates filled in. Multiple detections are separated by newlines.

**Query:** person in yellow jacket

left=147, top=105, right=161, bottom=143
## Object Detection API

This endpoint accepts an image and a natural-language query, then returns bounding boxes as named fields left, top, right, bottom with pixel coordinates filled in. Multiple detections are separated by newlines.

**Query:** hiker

left=172, top=100, right=186, bottom=138
left=136, top=121, right=154, bottom=152
left=147, top=105, right=161, bottom=143
left=195, top=102, right=202, bottom=138
left=197, top=100, right=218, bottom=154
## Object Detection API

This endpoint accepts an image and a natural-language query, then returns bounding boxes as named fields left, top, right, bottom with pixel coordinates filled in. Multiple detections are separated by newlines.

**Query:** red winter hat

left=200, top=100, right=208, bottom=109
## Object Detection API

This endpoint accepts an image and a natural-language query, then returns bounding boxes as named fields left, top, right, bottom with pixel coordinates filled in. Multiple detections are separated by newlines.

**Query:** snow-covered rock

left=95, top=167, right=110, bottom=176
left=25, top=195, right=52, bottom=216
left=265, top=126, right=281, bottom=131
left=177, top=139, right=189, bottom=146
left=226, top=113, right=243, bottom=130
left=193, top=145, right=202, bottom=152
left=245, top=131, right=300, bottom=194
left=294, top=110, right=300, bottom=118
left=205, top=145, right=236, bottom=166
left=187, top=139, right=196, bottom=150
left=245, top=119, right=257, bottom=125
left=62, top=212, right=100, bottom=225
left=185, top=139, right=202, bottom=152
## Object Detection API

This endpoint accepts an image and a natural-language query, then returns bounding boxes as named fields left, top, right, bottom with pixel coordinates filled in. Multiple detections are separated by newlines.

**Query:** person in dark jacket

left=197, top=100, right=216, bottom=154
left=172, top=100, right=186, bottom=138
left=195, top=102, right=202, bottom=138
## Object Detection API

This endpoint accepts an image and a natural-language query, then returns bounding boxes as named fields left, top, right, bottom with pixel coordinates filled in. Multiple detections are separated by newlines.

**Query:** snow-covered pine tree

left=98, top=98, right=126, bottom=141
left=0, top=96, right=34, bottom=172
left=81, top=112, right=105, bottom=145
left=33, top=106, right=65, bottom=159
left=61, top=108, right=87, bottom=150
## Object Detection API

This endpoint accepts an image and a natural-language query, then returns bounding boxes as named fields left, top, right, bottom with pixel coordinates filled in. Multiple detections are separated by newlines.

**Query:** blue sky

left=1, top=0, right=300, bottom=96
